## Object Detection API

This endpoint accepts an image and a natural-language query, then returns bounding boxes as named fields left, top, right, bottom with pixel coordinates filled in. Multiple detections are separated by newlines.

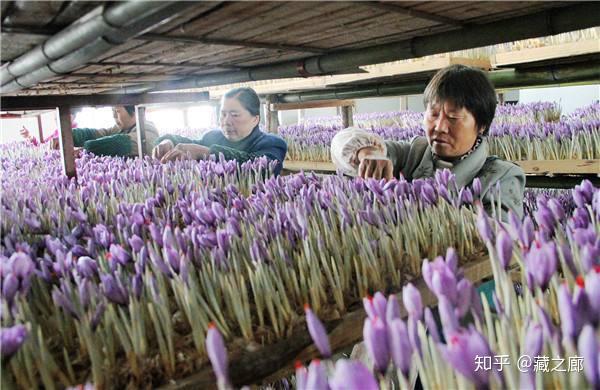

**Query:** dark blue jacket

left=155, top=126, right=288, bottom=175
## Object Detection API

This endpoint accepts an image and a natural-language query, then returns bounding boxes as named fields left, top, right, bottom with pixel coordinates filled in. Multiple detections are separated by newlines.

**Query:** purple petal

left=305, top=305, right=331, bottom=358
left=330, top=359, right=378, bottom=390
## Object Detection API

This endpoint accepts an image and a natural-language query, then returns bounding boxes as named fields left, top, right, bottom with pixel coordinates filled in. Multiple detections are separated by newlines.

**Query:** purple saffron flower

left=439, top=327, right=495, bottom=389
left=148, top=223, right=163, bottom=247
left=424, top=307, right=441, bottom=343
left=386, top=294, right=401, bottom=323
left=586, top=271, right=600, bottom=326
left=421, top=182, right=437, bottom=205
left=535, top=205, right=557, bottom=235
left=446, top=247, right=459, bottom=274
left=10, top=252, right=34, bottom=279
left=93, top=224, right=112, bottom=248
left=573, top=180, right=594, bottom=208
left=131, top=274, right=143, bottom=300
left=162, top=225, right=177, bottom=249
left=372, top=292, right=388, bottom=320
left=407, top=316, right=421, bottom=357
left=496, top=230, right=513, bottom=269
left=206, top=322, right=230, bottom=387
left=519, top=217, right=535, bottom=250
left=330, top=359, right=378, bottom=390
left=525, top=242, right=557, bottom=291
left=476, top=209, right=494, bottom=244
left=306, top=360, right=328, bottom=390
left=388, top=318, right=413, bottom=378
left=363, top=295, right=376, bottom=319
left=438, top=295, right=459, bottom=338
left=0, top=324, right=28, bottom=359
left=128, top=235, right=144, bottom=253
left=100, top=274, right=129, bottom=306
left=402, top=283, right=423, bottom=320
left=76, top=256, right=98, bottom=279
left=459, top=187, right=474, bottom=206
left=537, top=305, right=556, bottom=341
left=519, top=323, right=544, bottom=389
left=2, top=274, right=19, bottom=302
left=295, top=361, right=308, bottom=390
left=558, top=283, right=581, bottom=343
left=577, top=325, right=599, bottom=388
left=305, top=305, right=331, bottom=358
left=422, top=256, right=458, bottom=303
left=547, top=198, right=566, bottom=222
left=456, top=278, right=475, bottom=318
left=363, top=316, right=390, bottom=373
left=506, top=210, right=521, bottom=240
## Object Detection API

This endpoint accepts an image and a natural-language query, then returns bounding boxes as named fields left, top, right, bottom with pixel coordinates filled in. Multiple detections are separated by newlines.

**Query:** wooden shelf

left=284, top=159, right=600, bottom=175
left=271, top=99, right=354, bottom=111
left=514, top=159, right=599, bottom=175
left=494, top=40, right=600, bottom=67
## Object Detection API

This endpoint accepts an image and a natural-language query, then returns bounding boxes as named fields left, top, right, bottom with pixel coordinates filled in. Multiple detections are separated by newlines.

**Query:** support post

left=183, top=107, right=190, bottom=129
left=265, top=95, right=279, bottom=133
left=135, top=105, right=147, bottom=158
left=36, top=115, right=43, bottom=142
left=399, top=96, right=408, bottom=111
left=341, top=104, right=354, bottom=128
left=57, top=106, right=76, bottom=179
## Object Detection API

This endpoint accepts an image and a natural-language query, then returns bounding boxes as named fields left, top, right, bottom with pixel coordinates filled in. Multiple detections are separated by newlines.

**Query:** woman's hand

left=159, top=143, right=211, bottom=163
left=355, top=146, right=393, bottom=180
left=152, top=140, right=175, bottom=160
left=19, top=126, right=31, bottom=140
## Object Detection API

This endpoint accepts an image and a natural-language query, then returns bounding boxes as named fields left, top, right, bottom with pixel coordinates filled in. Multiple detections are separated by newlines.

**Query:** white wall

left=517, top=84, right=599, bottom=114
left=0, top=111, right=58, bottom=144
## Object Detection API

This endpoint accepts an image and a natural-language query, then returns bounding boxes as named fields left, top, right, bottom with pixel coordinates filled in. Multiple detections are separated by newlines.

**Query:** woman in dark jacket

left=153, top=87, right=287, bottom=175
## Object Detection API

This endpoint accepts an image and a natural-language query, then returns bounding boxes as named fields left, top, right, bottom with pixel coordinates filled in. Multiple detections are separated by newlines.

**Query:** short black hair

left=123, top=105, right=136, bottom=116
left=423, top=64, right=497, bottom=135
left=222, top=87, right=261, bottom=118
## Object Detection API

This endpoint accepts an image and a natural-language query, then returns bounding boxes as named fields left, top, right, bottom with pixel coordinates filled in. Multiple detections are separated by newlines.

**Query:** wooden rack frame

left=283, top=159, right=600, bottom=175
left=282, top=159, right=600, bottom=188
left=162, top=252, right=492, bottom=389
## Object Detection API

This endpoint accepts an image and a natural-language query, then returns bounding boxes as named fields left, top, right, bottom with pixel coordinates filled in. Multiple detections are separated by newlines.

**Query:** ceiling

left=0, top=1, right=597, bottom=98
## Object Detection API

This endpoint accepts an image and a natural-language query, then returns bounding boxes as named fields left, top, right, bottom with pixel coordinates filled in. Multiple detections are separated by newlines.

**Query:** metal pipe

left=1, top=1, right=194, bottom=91
left=105, top=2, right=600, bottom=94
left=275, top=62, right=600, bottom=102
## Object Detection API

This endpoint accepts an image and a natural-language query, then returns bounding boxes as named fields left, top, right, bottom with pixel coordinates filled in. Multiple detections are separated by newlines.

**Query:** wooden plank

left=57, top=106, right=76, bottom=179
left=283, top=161, right=336, bottom=172
left=515, top=159, right=600, bottom=175
left=1, top=92, right=209, bottom=110
left=283, top=160, right=600, bottom=176
left=163, top=252, right=491, bottom=388
left=363, top=1, right=464, bottom=26
left=494, top=40, right=600, bottom=67
left=271, top=99, right=355, bottom=111
left=324, top=56, right=492, bottom=87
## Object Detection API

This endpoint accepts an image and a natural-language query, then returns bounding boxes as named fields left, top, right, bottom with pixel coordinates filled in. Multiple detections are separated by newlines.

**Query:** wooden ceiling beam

left=86, top=61, right=241, bottom=70
left=363, top=2, right=465, bottom=27
left=1, top=25, right=328, bottom=54
left=138, top=33, right=328, bottom=54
